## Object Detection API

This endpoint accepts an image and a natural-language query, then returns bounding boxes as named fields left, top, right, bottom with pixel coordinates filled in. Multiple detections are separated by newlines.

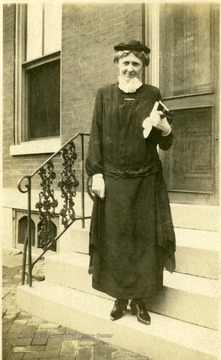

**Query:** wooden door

left=157, top=3, right=219, bottom=206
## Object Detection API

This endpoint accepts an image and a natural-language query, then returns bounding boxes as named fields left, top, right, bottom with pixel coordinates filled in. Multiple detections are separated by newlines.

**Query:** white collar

left=118, top=76, right=142, bottom=93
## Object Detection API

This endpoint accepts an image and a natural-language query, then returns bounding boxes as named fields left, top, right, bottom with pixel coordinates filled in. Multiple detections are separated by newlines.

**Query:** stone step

left=175, top=228, right=219, bottom=279
left=17, top=281, right=219, bottom=360
left=58, top=227, right=219, bottom=279
left=44, top=252, right=219, bottom=330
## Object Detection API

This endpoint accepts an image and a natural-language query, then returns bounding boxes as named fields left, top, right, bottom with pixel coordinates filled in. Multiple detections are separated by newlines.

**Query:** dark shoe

left=130, top=299, right=151, bottom=325
left=110, top=299, right=128, bottom=321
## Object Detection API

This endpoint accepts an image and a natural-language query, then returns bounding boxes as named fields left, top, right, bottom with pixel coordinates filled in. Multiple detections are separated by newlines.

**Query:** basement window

left=15, top=210, right=58, bottom=252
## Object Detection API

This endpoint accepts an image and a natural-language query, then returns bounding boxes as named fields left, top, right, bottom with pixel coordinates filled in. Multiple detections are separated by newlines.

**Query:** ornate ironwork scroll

left=36, top=160, right=58, bottom=250
left=18, top=175, right=31, bottom=194
left=18, top=132, right=90, bottom=286
left=58, top=140, right=79, bottom=228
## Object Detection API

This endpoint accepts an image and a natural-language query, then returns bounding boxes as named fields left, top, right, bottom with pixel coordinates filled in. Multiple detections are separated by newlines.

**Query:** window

left=12, top=4, right=62, bottom=155
left=16, top=210, right=58, bottom=252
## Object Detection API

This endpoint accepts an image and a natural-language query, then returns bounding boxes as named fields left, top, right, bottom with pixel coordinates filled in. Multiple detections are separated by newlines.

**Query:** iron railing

left=18, top=133, right=90, bottom=287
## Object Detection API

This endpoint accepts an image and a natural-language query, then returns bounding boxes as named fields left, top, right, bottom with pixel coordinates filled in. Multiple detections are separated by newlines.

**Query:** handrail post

left=27, top=176, right=32, bottom=287
left=81, top=134, right=85, bottom=228
left=21, top=236, right=28, bottom=285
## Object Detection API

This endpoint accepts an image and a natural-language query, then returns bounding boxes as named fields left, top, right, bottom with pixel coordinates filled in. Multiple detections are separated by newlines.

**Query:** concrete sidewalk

left=2, top=248, right=150, bottom=360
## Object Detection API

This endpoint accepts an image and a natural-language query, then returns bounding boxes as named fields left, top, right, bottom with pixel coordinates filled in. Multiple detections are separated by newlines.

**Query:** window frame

left=12, top=4, right=61, bottom=156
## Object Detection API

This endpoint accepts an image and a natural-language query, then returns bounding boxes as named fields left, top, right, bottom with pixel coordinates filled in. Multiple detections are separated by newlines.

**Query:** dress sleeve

left=158, top=131, right=173, bottom=150
left=158, top=89, right=174, bottom=150
left=147, top=88, right=174, bottom=151
left=86, top=88, right=104, bottom=176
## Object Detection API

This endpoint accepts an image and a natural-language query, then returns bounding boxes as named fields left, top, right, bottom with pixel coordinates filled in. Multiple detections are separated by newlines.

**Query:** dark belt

left=103, top=161, right=162, bottom=179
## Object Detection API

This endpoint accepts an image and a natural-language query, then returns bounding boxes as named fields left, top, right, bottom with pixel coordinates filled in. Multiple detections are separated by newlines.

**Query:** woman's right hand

left=92, top=174, right=105, bottom=199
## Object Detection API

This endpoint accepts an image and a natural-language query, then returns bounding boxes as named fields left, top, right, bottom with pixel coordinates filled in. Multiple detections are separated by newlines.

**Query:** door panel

left=159, top=3, right=213, bottom=97
left=163, top=106, right=214, bottom=193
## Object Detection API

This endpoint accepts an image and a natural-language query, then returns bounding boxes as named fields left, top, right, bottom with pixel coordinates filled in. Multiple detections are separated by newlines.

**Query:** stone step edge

left=17, top=281, right=219, bottom=360
left=174, top=228, right=219, bottom=250
left=67, top=227, right=220, bottom=251
left=45, top=252, right=219, bottom=298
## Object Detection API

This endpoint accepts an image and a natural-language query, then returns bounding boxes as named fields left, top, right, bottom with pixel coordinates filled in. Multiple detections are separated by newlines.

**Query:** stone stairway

left=17, top=227, right=220, bottom=360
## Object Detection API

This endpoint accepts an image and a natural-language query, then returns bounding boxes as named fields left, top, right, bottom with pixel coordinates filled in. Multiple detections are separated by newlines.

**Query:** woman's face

left=117, top=53, right=143, bottom=81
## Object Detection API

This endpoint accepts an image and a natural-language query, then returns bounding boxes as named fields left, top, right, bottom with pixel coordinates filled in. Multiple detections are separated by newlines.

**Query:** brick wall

left=61, top=3, right=143, bottom=143
left=3, top=5, right=54, bottom=189
left=3, top=4, right=16, bottom=188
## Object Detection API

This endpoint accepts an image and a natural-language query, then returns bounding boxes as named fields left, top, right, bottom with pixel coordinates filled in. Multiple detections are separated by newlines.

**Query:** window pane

left=159, top=4, right=212, bottom=97
left=18, top=217, right=35, bottom=246
left=28, top=60, right=60, bottom=139
left=37, top=220, right=57, bottom=252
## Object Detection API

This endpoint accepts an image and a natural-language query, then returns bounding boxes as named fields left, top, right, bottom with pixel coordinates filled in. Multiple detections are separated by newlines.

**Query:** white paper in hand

left=142, top=119, right=152, bottom=138
left=142, top=101, right=159, bottom=138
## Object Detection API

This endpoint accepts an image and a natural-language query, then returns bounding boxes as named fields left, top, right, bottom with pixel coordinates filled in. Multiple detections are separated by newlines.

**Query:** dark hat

left=114, top=40, right=150, bottom=54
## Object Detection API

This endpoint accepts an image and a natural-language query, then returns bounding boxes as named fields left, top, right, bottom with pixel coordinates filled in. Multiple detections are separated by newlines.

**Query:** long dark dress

left=86, top=83, right=176, bottom=299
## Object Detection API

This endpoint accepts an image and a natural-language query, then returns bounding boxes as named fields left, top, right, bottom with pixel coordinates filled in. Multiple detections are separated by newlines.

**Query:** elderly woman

left=86, top=40, right=176, bottom=325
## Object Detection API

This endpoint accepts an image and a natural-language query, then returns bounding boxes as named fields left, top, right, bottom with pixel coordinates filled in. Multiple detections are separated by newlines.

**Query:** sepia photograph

left=2, top=1, right=220, bottom=359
